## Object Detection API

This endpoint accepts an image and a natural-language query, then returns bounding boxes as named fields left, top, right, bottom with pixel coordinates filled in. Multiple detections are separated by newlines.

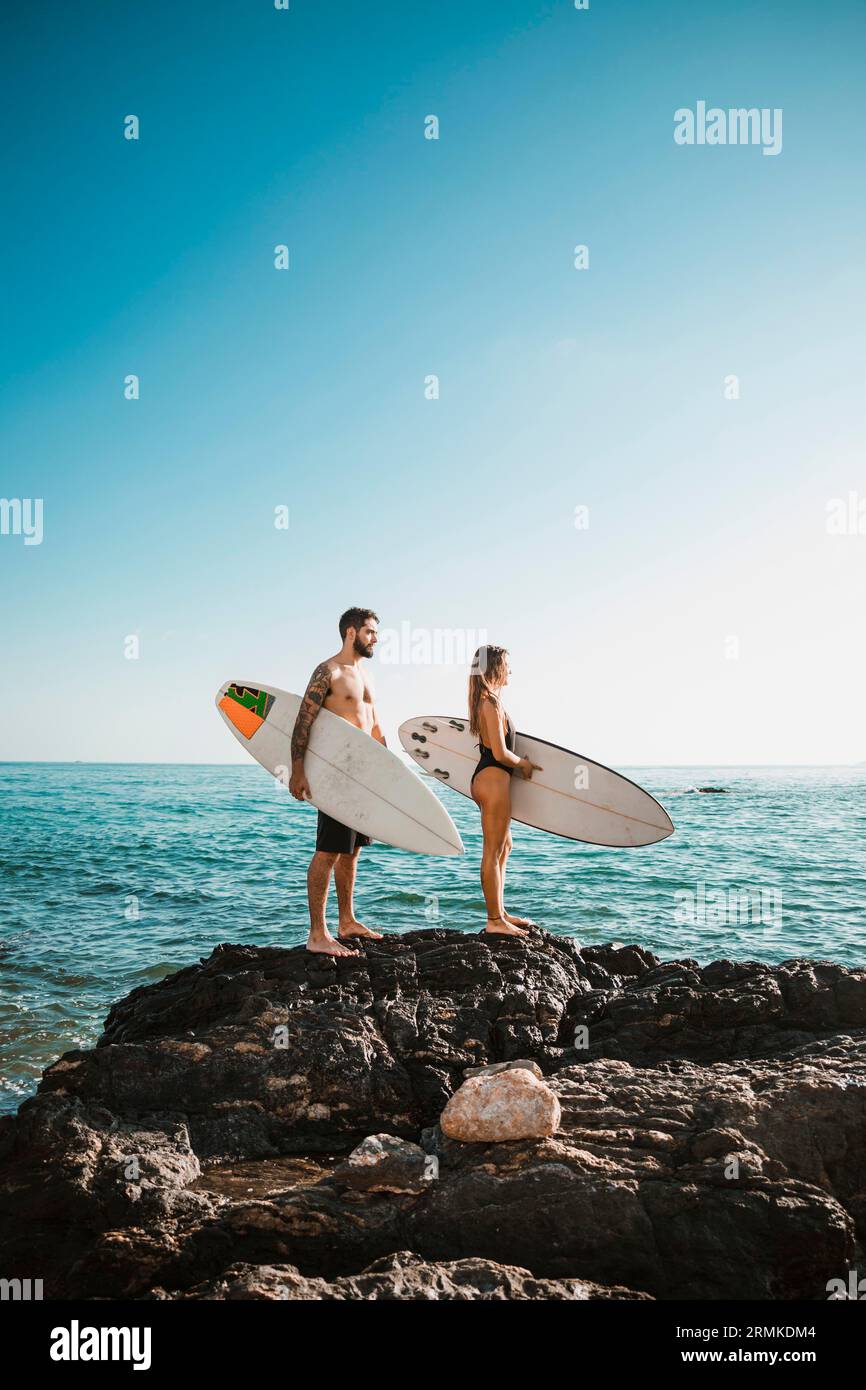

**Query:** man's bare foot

left=306, top=929, right=356, bottom=957
left=503, top=912, right=536, bottom=928
left=338, top=919, right=383, bottom=941
left=484, top=917, right=530, bottom=936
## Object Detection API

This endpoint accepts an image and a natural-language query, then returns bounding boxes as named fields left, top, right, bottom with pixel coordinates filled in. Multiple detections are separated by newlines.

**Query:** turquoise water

left=1, top=763, right=865, bottom=1114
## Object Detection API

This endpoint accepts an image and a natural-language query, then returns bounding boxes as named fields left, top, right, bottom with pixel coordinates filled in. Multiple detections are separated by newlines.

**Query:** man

left=289, top=607, right=386, bottom=956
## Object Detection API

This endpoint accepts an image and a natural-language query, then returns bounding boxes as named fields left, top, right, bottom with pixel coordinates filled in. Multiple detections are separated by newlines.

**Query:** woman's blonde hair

left=468, top=645, right=509, bottom=739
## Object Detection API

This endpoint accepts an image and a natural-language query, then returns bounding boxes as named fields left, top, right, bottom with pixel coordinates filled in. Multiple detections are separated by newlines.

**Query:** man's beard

left=354, top=638, right=374, bottom=658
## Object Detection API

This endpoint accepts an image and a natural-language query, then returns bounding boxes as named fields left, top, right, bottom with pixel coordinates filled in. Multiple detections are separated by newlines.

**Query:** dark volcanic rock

left=40, top=929, right=592, bottom=1158
left=1, top=928, right=865, bottom=1300
left=569, top=951, right=866, bottom=1065
left=332, top=1134, right=432, bottom=1193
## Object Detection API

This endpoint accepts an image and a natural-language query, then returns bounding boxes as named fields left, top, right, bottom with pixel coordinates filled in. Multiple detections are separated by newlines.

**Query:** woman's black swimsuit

left=471, top=714, right=516, bottom=784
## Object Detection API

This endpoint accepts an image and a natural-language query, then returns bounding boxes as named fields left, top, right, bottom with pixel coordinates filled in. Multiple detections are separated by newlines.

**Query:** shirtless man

left=289, top=607, right=386, bottom=956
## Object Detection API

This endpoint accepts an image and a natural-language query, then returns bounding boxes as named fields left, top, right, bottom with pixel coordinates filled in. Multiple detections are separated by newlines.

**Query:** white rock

left=440, top=1069, right=561, bottom=1143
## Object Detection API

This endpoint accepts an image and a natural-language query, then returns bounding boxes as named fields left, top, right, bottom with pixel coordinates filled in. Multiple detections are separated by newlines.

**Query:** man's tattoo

left=291, top=662, right=331, bottom=763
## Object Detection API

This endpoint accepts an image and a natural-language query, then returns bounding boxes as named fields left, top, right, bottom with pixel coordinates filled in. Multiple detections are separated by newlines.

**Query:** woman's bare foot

left=485, top=917, right=530, bottom=936
left=338, top=920, right=383, bottom=941
left=306, top=928, right=357, bottom=957
left=503, top=912, right=536, bottom=928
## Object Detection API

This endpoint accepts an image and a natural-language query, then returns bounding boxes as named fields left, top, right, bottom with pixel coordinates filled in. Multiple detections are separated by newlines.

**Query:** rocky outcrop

left=0, top=928, right=864, bottom=1301
left=146, top=1249, right=650, bottom=1300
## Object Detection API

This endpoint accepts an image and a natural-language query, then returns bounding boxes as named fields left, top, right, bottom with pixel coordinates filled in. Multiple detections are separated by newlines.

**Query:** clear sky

left=2, top=0, right=864, bottom=765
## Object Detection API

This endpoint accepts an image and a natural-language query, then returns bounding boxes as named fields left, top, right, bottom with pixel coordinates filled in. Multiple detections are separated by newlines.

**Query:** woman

left=468, top=645, right=542, bottom=936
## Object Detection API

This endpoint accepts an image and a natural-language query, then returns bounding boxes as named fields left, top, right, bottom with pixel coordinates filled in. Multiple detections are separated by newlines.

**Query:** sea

left=1, top=763, right=865, bottom=1115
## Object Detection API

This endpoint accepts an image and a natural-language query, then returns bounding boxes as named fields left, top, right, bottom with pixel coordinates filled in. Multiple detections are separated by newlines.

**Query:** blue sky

left=2, top=0, right=865, bottom=764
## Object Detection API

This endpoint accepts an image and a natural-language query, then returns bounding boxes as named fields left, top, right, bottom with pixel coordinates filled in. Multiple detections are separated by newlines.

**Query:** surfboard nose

left=656, top=805, right=675, bottom=840
left=440, top=825, right=465, bottom=856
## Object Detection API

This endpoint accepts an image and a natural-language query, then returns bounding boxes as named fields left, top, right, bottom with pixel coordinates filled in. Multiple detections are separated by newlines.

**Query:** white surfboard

left=398, top=715, right=674, bottom=848
left=216, top=682, right=464, bottom=856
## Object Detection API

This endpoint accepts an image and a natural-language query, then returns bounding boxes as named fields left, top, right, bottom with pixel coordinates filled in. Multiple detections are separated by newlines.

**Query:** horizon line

left=1, top=761, right=864, bottom=770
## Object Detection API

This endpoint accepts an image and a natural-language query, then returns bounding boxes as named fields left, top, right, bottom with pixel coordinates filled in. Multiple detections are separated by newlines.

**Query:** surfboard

left=398, top=715, right=674, bottom=848
left=216, top=682, right=464, bottom=856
